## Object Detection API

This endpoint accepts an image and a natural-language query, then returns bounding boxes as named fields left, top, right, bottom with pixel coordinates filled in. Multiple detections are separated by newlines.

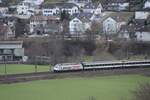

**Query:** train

left=52, top=60, right=150, bottom=72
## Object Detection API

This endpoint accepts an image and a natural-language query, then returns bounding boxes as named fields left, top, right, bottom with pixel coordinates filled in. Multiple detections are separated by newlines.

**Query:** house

left=16, top=2, right=35, bottom=16
left=83, top=3, right=103, bottom=14
left=42, top=4, right=59, bottom=16
left=0, top=16, right=17, bottom=37
left=0, top=7, right=8, bottom=15
left=0, top=41, right=24, bottom=61
left=103, top=16, right=126, bottom=34
left=135, top=25, right=150, bottom=42
left=90, top=3, right=104, bottom=21
left=144, top=0, right=150, bottom=9
left=103, top=17, right=119, bottom=34
left=119, top=16, right=150, bottom=41
left=42, top=3, right=79, bottom=16
left=23, top=0, right=44, bottom=6
left=73, top=12, right=93, bottom=20
left=68, top=0, right=91, bottom=8
left=29, top=15, right=60, bottom=34
left=103, top=0, right=129, bottom=11
left=0, top=24, right=15, bottom=40
left=69, top=17, right=91, bottom=34
left=32, top=21, right=62, bottom=35
left=135, top=11, right=150, bottom=19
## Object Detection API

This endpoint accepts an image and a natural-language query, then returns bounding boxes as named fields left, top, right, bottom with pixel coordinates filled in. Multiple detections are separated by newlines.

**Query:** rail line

left=0, top=67, right=150, bottom=84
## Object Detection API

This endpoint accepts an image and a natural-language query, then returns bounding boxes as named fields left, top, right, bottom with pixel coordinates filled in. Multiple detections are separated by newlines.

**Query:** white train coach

left=52, top=60, right=150, bottom=72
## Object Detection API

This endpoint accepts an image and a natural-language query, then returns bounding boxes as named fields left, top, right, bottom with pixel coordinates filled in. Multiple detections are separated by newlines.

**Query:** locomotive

left=52, top=60, right=150, bottom=72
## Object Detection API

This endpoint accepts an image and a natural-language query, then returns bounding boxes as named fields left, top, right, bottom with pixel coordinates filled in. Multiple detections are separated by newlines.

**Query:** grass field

left=0, top=64, right=50, bottom=75
left=0, top=75, right=149, bottom=100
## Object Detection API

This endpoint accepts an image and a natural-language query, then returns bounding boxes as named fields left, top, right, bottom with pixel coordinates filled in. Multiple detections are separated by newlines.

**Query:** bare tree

left=48, top=34, right=65, bottom=65
left=133, top=83, right=150, bottom=100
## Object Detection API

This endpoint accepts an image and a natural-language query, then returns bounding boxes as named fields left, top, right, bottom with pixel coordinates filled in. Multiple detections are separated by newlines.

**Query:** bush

left=133, top=83, right=150, bottom=100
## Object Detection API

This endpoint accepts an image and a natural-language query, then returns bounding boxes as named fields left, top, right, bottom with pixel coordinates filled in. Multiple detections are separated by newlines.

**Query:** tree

left=133, top=83, right=150, bottom=100
left=90, top=21, right=100, bottom=35
left=15, top=19, right=28, bottom=38
left=1, top=0, right=9, bottom=6
left=48, top=34, right=65, bottom=65
left=60, top=10, right=70, bottom=22
left=84, top=21, right=100, bottom=41
left=85, top=29, right=96, bottom=42
left=128, top=24, right=137, bottom=41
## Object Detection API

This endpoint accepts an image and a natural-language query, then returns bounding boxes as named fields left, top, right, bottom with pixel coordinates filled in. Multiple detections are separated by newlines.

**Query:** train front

left=52, top=64, right=61, bottom=72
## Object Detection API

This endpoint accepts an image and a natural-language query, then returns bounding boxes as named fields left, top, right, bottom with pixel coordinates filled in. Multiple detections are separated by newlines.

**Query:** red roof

left=30, top=15, right=60, bottom=21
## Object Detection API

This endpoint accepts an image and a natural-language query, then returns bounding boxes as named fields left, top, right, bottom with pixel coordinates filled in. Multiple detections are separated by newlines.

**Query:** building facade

left=0, top=41, right=24, bottom=61
left=69, top=17, right=90, bottom=34
left=103, top=17, right=119, bottom=34
left=16, top=2, right=35, bottom=16
left=42, top=3, right=79, bottom=16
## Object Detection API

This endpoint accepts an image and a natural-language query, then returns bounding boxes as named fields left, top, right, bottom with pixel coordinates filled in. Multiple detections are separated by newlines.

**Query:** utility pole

left=35, top=56, right=37, bottom=73
left=4, top=56, right=7, bottom=78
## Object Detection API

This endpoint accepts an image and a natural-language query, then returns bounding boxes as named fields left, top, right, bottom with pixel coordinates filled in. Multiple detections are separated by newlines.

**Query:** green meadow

left=0, top=64, right=50, bottom=75
left=0, top=75, right=149, bottom=100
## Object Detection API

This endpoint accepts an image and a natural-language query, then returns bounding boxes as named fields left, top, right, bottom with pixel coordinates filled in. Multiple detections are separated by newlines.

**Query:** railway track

left=0, top=67, right=150, bottom=84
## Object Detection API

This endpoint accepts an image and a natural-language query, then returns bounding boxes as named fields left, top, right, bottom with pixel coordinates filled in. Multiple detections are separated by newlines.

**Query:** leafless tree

left=133, top=83, right=150, bottom=100
left=48, top=34, right=65, bottom=65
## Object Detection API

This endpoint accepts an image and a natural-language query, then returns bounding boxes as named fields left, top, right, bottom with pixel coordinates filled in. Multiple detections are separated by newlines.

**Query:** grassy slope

left=0, top=64, right=50, bottom=75
left=0, top=75, right=149, bottom=100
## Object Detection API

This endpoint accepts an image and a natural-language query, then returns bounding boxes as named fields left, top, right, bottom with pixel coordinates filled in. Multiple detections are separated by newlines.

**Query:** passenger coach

left=52, top=60, right=150, bottom=72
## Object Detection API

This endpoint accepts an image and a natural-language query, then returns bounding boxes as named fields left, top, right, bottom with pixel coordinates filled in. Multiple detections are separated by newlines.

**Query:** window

left=73, top=20, right=79, bottom=22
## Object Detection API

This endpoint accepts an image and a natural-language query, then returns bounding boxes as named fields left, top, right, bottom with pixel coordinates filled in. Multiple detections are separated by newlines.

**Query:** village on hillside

left=0, top=1, right=150, bottom=100
left=0, top=0, right=150, bottom=63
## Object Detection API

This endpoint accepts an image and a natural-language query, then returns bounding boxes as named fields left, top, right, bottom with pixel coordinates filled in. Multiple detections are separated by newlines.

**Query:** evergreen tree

left=60, top=10, right=70, bottom=22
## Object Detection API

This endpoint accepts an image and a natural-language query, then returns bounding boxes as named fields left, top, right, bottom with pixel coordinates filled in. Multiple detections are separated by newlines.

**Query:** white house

left=0, top=7, right=8, bottom=15
left=42, top=4, right=60, bottom=16
left=68, top=0, right=91, bottom=8
left=103, top=17, right=118, bottom=34
left=94, top=3, right=103, bottom=15
left=118, top=2, right=129, bottom=10
left=103, top=17, right=126, bottom=34
left=135, top=11, right=150, bottom=19
left=60, top=3, right=79, bottom=15
left=83, top=3, right=102, bottom=14
left=23, top=0, right=44, bottom=6
left=90, top=3, right=103, bottom=21
left=42, top=3, right=79, bottom=16
left=144, top=0, right=150, bottom=9
left=136, top=32, right=150, bottom=42
left=16, top=2, right=35, bottom=16
left=103, top=0, right=129, bottom=11
left=69, top=17, right=91, bottom=34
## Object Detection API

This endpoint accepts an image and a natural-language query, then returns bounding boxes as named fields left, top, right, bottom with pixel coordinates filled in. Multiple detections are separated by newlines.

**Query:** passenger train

left=52, top=60, right=150, bottom=72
